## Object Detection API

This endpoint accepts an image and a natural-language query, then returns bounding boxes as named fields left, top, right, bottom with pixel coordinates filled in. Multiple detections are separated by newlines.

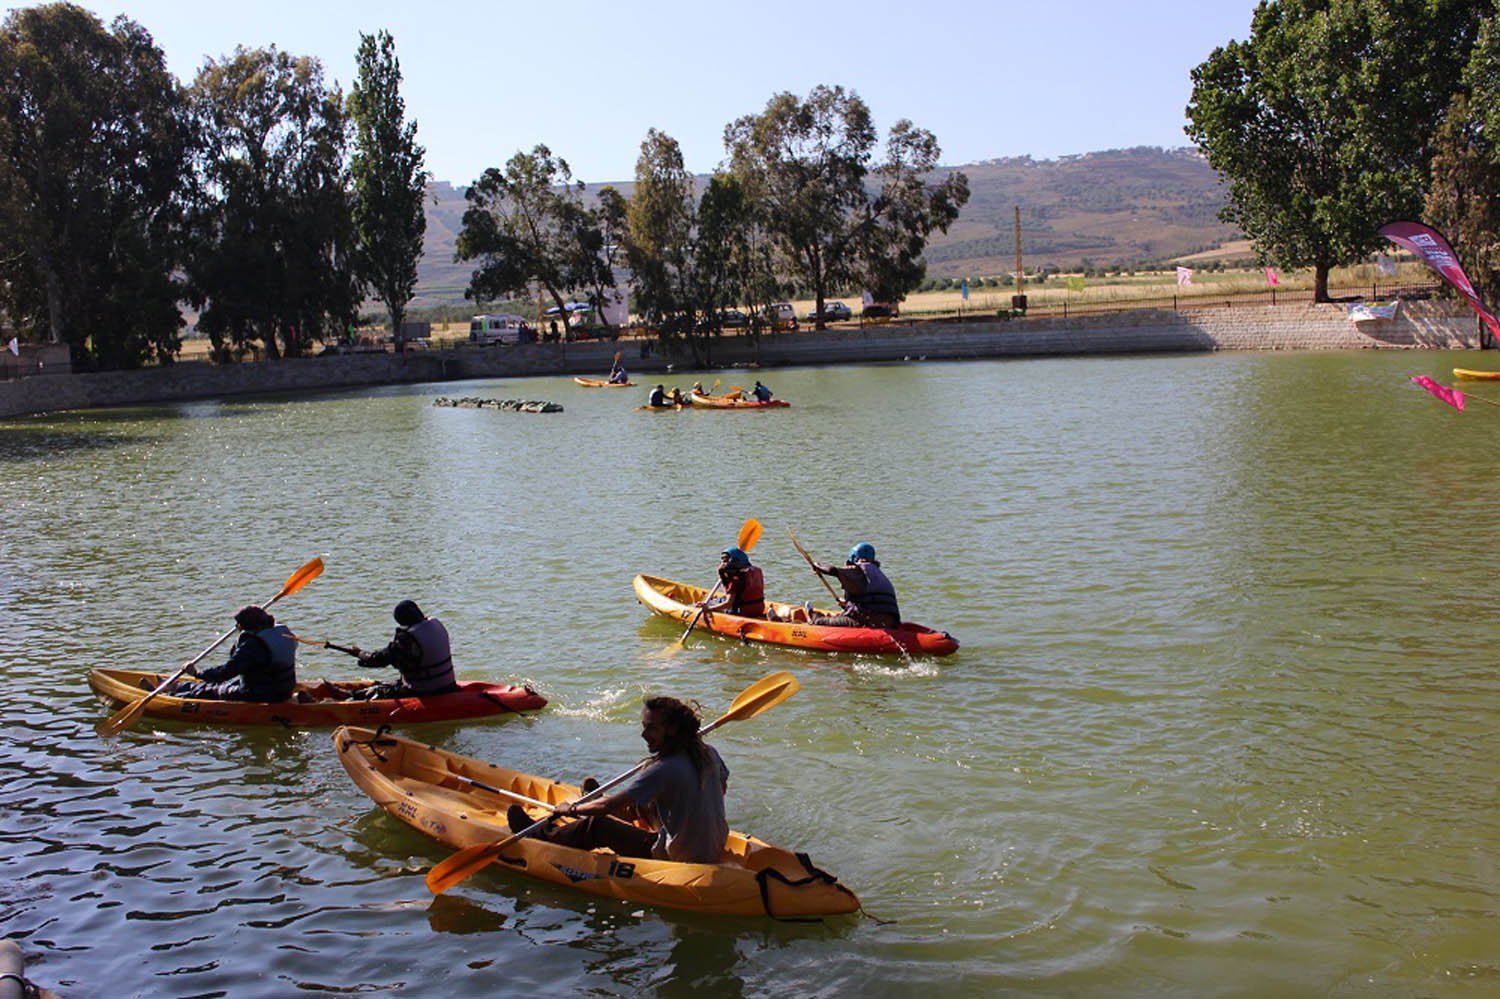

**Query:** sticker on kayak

left=554, top=860, right=636, bottom=883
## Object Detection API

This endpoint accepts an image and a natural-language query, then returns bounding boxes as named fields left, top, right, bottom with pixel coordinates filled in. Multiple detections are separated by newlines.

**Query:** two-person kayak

left=88, top=669, right=545, bottom=728
left=689, top=390, right=789, bottom=409
left=633, top=574, right=959, bottom=655
left=575, top=377, right=635, bottom=387
left=332, top=724, right=861, bottom=917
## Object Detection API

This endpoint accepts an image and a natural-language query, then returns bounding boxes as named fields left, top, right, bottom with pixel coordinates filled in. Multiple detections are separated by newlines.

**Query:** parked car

left=804, top=301, right=852, bottom=322
left=695, top=310, right=749, bottom=333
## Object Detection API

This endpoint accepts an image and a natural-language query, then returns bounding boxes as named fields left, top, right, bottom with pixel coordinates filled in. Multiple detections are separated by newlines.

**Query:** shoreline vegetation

left=174, top=260, right=1440, bottom=360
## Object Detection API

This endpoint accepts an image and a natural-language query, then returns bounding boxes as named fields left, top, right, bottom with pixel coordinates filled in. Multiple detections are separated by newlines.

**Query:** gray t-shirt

left=623, top=745, right=730, bottom=863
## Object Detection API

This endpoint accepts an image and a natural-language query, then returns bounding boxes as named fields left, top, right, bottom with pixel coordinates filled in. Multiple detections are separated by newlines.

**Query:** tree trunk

left=1314, top=264, right=1330, bottom=303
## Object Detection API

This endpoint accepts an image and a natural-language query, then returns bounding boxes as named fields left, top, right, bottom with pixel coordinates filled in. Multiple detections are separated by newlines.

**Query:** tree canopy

left=0, top=3, right=193, bottom=370
left=725, top=84, right=967, bottom=327
left=456, top=145, right=612, bottom=332
left=1186, top=0, right=1486, bottom=300
left=185, top=46, right=359, bottom=359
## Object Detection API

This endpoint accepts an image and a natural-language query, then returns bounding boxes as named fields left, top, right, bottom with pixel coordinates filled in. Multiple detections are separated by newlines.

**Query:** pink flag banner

left=1379, top=220, right=1500, bottom=337
left=1265, top=268, right=1279, bottom=286
left=1410, top=375, right=1465, bottom=412
left=1176, top=266, right=1193, bottom=286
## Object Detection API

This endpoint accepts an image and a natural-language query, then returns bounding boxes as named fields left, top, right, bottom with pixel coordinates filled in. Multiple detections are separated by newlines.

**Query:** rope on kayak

left=754, top=852, right=851, bottom=922
left=337, top=723, right=399, bottom=761
left=478, top=689, right=514, bottom=712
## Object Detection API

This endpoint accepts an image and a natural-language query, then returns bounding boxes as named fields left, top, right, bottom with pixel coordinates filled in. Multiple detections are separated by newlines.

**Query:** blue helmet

left=722, top=547, right=750, bottom=569
left=848, top=542, right=876, bottom=563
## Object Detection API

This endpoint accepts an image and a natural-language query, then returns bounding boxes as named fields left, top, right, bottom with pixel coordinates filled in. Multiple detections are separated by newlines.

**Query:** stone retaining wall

left=1, top=301, right=1482, bottom=419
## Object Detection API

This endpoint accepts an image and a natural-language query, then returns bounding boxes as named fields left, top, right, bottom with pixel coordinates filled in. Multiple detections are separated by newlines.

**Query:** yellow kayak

left=333, top=725, right=861, bottom=918
left=1453, top=368, right=1500, bottom=381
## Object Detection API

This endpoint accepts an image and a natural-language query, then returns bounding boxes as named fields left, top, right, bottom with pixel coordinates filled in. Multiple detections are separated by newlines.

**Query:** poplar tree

left=349, top=30, right=427, bottom=339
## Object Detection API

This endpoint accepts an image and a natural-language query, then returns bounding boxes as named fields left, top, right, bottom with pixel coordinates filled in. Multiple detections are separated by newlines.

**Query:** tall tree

left=0, top=3, right=193, bottom=370
left=624, top=129, right=697, bottom=342
left=456, top=145, right=611, bottom=334
left=349, top=30, right=427, bottom=340
left=725, top=85, right=968, bottom=327
left=1186, top=0, right=1485, bottom=301
left=185, top=47, right=359, bottom=360
left=1427, top=13, right=1500, bottom=305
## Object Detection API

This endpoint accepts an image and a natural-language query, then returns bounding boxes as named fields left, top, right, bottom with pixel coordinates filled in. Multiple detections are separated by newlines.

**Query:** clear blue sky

left=37, top=0, right=1257, bottom=186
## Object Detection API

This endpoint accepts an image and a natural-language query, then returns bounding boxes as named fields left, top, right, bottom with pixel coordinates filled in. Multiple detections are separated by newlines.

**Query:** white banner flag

left=6, top=336, right=17, bottom=356
left=1176, top=267, right=1193, bottom=286
left=1376, top=254, right=1396, bottom=276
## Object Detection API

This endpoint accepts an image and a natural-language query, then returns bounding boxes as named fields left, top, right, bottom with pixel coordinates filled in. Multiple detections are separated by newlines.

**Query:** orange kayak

left=575, top=377, right=635, bottom=387
left=88, top=669, right=546, bottom=728
left=689, top=391, right=788, bottom=409
left=633, top=574, right=959, bottom=656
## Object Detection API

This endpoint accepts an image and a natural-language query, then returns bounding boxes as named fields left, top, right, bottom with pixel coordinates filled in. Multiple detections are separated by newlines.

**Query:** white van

left=469, top=314, right=528, bottom=346
left=760, top=302, right=798, bottom=331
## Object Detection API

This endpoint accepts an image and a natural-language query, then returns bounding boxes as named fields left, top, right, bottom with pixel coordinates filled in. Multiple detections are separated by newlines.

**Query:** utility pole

left=1012, top=205, right=1027, bottom=313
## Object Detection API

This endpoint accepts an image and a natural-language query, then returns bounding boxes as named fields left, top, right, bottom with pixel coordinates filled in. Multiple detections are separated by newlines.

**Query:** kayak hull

left=1453, top=368, right=1500, bottom=381
left=575, top=377, right=635, bottom=387
left=633, top=573, right=959, bottom=656
left=689, top=391, right=788, bottom=409
left=88, top=669, right=546, bottom=728
left=332, top=725, right=861, bottom=917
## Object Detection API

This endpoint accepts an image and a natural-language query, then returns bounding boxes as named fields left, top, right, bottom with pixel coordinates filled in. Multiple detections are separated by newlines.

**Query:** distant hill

left=412, top=146, right=1238, bottom=309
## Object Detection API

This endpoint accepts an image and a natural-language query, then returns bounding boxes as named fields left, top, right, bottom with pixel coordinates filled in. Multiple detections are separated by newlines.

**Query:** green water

left=3, top=352, right=1499, bottom=997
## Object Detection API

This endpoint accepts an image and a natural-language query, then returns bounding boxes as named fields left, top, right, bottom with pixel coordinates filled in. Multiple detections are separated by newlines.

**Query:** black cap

left=394, top=600, right=424, bottom=626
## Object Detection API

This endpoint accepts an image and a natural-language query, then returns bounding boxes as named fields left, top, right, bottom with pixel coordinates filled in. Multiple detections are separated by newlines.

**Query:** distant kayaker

left=349, top=600, right=457, bottom=700
left=807, top=542, right=901, bottom=628
left=647, top=384, right=669, bottom=407
left=508, top=695, right=729, bottom=863
left=164, top=605, right=297, bottom=701
left=608, top=362, right=629, bottom=384
left=701, top=546, right=765, bottom=618
left=751, top=380, right=772, bottom=402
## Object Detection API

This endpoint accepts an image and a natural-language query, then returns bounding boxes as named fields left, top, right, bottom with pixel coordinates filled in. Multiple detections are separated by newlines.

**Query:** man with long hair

left=508, top=695, right=730, bottom=863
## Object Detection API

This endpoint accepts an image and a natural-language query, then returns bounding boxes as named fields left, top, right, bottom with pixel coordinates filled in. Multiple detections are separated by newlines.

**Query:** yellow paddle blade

left=427, top=840, right=512, bottom=894
left=738, top=518, right=763, bottom=552
left=706, top=671, right=798, bottom=732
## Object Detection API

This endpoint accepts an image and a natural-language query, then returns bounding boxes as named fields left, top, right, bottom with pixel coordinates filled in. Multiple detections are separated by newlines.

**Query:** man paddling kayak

left=348, top=600, right=458, bottom=700
left=807, top=542, right=901, bottom=628
left=163, top=605, right=298, bottom=701
left=507, top=695, right=730, bottom=863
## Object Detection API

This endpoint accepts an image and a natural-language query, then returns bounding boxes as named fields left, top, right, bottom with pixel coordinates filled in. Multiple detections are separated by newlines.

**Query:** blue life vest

left=847, top=562, right=900, bottom=622
left=400, top=617, right=455, bottom=693
left=246, top=625, right=297, bottom=700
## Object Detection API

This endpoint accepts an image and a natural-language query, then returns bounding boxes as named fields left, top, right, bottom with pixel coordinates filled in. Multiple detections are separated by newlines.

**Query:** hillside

left=413, top=146, right=1238, bottom=309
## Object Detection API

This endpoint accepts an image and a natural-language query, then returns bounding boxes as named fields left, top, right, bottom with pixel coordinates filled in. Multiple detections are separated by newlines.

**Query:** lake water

left=3, top=351, right=1499, bottom=997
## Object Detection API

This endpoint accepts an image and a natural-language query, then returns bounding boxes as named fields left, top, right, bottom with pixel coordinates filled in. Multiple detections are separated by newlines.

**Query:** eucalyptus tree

left=456, top=145, right=611, bottom=333
left=1186, top=0, right=1485, bottom=301
left=725, top=84, right=968, bottom=328
left=0, top=3, right=193, bottom=369
left=186, top=46, right=359, bottom=359
left=349, top=30, right=427, bottom=339
left=624, top=129, right=697, bottom=343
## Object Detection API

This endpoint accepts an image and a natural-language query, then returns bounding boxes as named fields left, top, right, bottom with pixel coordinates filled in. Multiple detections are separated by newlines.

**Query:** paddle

left=786, top=528, right=843, bottom=610
left=96, top=558, right=325, bottom=737
left=290, top=634, right=361, bottom=657
left=424, top=670, right=800, bottom=895
left=666, top=517, right=763, bottom=652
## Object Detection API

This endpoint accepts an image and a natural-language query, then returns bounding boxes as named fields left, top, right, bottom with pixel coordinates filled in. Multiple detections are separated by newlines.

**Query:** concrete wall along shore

left=0, top=300, right=1482, bottom=419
